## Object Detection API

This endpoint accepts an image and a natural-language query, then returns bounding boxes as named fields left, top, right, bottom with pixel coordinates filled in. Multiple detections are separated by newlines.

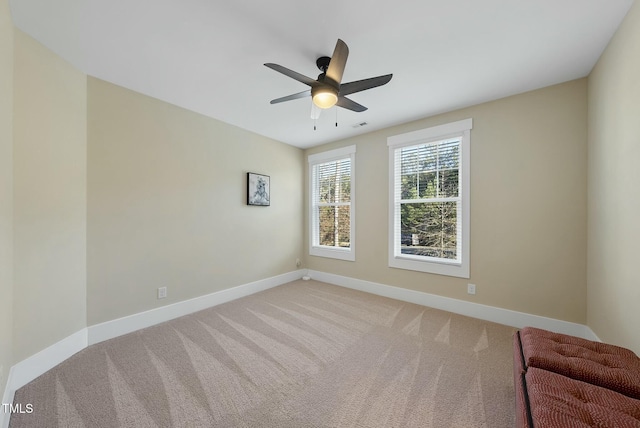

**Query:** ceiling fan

left=264, top=39, right=392, bottom=119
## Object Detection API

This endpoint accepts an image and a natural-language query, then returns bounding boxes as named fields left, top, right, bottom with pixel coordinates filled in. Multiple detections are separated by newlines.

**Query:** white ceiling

left=10, top=0, right=634, bottom=149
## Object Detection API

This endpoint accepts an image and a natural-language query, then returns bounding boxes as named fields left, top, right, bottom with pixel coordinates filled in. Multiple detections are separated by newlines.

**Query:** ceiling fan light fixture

left=312, top=86, right=338, bottom=109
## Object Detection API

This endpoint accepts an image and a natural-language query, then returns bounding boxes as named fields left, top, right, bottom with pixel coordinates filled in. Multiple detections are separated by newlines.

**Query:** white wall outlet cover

left=157, top=287, right=167, bottom=299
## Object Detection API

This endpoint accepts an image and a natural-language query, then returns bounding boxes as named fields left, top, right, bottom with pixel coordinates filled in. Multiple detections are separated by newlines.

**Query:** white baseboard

left=2, top=328, right=88, bottom=428
left=307, top=270, right=600, bottom=341
left=9, top=328, right=88, bottom=391
left=88, top=270, right=305, bottom=346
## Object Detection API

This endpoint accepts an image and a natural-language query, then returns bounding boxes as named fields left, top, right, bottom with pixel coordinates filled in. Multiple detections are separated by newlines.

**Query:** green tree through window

left=399, top=140, right=459, bottom=259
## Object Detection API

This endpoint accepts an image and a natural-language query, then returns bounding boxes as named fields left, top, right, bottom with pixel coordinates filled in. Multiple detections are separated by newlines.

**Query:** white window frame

left=308, top=145, right=356, bottom=261
left=387, top=119, right=472, bottom=278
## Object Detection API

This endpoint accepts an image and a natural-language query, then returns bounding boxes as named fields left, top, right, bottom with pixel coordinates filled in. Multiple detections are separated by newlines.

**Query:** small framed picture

left=247, top=172, right=270, bottom=206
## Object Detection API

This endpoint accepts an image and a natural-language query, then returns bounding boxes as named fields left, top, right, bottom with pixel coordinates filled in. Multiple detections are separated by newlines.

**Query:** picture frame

left=247, top=172, right=270, bottom=206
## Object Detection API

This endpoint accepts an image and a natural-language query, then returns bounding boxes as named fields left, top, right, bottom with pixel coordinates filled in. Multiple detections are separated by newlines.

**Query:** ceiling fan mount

left=315, top=56, right=331, bottom=73
left=264, top=39, right=392, bottom=115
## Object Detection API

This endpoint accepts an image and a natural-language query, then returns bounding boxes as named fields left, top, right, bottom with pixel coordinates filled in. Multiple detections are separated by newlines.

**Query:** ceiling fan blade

left=337, top=96, right=367, bottom=112
left=264, top=63, right=318, bottom=87
left=270, top=90, right=311, bottom=104
left=325, top=39, right=349, bottom=87
left=339, top=74, right=393, bottom=96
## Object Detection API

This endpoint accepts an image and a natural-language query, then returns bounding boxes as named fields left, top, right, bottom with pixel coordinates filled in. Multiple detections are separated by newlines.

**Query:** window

left=388, top=119, right=472, bottom=278
left=308, top=145, right=356, bottom=261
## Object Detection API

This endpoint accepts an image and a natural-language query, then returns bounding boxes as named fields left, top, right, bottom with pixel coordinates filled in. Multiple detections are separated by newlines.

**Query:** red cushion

left=526, top=367, right=640, bottom=427
left=520, top=327, right=640, bottom=399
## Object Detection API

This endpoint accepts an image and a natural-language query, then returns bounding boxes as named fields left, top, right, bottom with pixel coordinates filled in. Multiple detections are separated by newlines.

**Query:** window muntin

left=309, top=146, right=355, bottom=261
left=388, top=119, right=471, bottom=278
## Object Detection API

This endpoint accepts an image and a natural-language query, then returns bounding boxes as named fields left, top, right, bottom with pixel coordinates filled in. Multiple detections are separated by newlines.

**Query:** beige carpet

left=10, top=280, right=516, bottom=427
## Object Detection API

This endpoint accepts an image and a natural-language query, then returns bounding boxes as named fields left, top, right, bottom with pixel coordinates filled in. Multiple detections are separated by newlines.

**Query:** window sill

left=310, top=246, right=355, bottom=262
left=389, top=256, right=469, bottom=278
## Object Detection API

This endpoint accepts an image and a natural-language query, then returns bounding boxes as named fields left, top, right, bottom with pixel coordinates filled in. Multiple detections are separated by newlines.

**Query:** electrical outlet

left=467, top=283, right=476, bottom=295
left=296, top=258, right=301, bottom=268
left=158, top=287, right=167, bottom=299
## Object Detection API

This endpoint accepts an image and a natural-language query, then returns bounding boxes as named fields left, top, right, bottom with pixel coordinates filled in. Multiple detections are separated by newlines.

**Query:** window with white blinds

left=388, top=119, right=472, bottom=278
left=308, top=145, right=356, bottom=261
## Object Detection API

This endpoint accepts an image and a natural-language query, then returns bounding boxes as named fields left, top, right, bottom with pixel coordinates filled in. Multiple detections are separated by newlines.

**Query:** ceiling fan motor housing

left=313, top=56, right=339, bottom=108
left=316, top=56, right=340, bottom=89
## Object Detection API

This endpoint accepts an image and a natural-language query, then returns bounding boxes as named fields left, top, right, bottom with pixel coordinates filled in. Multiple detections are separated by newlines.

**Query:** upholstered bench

left=514, top=327, right=640, bottom=428
left=526, top=367, right=640, bottom=427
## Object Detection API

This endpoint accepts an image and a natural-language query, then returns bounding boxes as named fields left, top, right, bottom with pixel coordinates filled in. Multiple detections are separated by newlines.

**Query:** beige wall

left=12, top=31, right=87, bottom=362
left=0, top=0, right=14, bottom=394
left=86, top=78, right=304, bottom=325
left=305, top=79, right=588, bottom=324
left=587, top=1, right=640, bottom=354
